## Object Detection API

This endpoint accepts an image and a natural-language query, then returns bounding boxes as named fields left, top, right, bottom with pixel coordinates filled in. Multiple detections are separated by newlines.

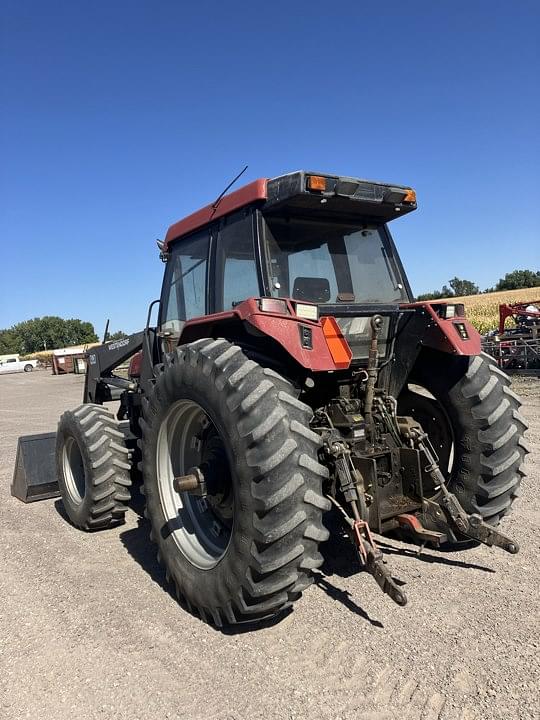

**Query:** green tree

left=448, top=277, right=479, bottom=296
left=0, top=328, right=21, bottom=354
left=416, top=289, right=448, bottom=301
left=417, top=278, right=478, bottom=301
left=494, top=269, right=540, bottom=291
left=0, top=316, right=98, bottom=354
left=64, top=319, right=97, bottom=345
left=105, top=330, right=129, bottom=341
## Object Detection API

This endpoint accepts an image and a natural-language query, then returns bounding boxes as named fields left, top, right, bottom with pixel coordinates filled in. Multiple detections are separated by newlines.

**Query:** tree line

left=417, top=269, right=540, bottom=301
left=0, top=316, right=128, bottom=355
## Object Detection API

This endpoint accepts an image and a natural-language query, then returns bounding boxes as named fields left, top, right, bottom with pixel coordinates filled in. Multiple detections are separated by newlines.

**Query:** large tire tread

left=57, top=403, right=131, bottom=530
left=409, top=352, right=528, bottom=527
left=459, top=358, right=528, bottom=522
left=140, top=338, right=330, bottom=626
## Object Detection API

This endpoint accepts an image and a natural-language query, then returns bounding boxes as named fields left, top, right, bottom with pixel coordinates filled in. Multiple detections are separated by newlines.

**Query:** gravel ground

left=0, top=370, right=538, bottom=720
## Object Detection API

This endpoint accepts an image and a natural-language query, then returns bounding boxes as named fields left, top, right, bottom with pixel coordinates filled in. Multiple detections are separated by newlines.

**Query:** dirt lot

left=0, top=371, right=538, bottom=720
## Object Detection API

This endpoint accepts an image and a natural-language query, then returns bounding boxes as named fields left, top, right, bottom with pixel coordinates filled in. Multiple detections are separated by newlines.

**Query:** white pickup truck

left=0, top=357, right=38, bottom=374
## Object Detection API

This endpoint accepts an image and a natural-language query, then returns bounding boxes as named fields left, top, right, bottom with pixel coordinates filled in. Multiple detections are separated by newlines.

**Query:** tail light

left=436, top=304, right=466, bottom=319
left=259, top=298, right=289, bottom=314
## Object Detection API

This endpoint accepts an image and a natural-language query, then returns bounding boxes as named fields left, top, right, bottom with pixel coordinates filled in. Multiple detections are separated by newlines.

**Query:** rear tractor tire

left=400, top=351, right=529, bottom=539
left=140, top=338, right=330, bottom=627
left=56, top=404, right=132, bottom=530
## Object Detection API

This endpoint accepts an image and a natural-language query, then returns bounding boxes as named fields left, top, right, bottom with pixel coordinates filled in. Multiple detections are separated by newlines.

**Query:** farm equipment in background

left=499, top=300, right=540, bottom=337
left=482, top=300, right=540, bottom=374
left=18, top=170, right=528, bottom=627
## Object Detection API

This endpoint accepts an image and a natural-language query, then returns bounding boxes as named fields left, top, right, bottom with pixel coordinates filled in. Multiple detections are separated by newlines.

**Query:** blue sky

left=1, top=0, right=539, bottom=336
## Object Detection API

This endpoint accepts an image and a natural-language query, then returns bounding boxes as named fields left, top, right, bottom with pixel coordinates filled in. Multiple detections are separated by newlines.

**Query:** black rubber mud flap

left=11, top=432, right=60, bottom=503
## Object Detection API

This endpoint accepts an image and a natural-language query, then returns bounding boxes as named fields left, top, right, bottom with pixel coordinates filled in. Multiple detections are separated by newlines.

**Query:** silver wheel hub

left=62, top=436, right=86, bottom=503
left=156, top=400, right=233, bottom=570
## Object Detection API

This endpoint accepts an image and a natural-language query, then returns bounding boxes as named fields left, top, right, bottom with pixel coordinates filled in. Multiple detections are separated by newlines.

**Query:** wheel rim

left=62, top=436, right=86, bottom=503
left=156, top=400, right=233, bottom=570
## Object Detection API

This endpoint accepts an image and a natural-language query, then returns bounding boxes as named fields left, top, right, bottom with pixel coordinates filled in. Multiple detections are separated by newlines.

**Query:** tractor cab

left=159, top=171, right=416, bottom=363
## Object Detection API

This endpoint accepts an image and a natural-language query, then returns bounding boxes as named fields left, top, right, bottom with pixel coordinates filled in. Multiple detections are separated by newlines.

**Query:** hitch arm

left=327, top=494, right=407, bottom=606
left=412, top=430, right=519, bottom=555
left=438, top=493, right=519, bottom=554
left=353, top=520, right=408, bottom=606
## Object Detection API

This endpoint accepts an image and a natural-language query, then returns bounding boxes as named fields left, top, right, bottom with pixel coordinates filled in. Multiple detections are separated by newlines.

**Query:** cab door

left=158, top=227, right=211, bottom=350
left=211, top=208, right=262, bottom=313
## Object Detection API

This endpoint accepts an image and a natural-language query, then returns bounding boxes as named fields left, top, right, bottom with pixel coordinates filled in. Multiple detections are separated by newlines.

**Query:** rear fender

left=401, top=302, right=482, bottom=356
left=178, top=298, right=351, bottom=372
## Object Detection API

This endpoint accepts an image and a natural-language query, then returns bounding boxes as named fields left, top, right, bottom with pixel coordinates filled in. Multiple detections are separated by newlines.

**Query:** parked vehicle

left=51, top=170, right=527, bottom=626
left=0, top=358, right=38, bottom=374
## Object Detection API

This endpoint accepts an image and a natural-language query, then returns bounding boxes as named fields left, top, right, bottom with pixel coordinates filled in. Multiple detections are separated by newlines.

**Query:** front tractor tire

left=56, top=404, right=132, bottom=530
left=400, top=351, right=529, bottom=536
left=140, top=338, right=330, bottom=627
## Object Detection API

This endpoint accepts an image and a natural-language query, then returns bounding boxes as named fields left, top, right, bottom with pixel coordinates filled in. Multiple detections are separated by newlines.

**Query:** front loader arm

left=84, top=332, right=144, bottom=404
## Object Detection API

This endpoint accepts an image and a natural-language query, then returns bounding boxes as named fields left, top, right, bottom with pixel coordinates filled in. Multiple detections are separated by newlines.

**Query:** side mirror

left=156, top=239, right=169, bottom=262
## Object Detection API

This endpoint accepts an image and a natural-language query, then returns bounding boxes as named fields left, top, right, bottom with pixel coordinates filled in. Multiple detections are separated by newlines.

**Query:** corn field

left=440, top=287, right=540, bottom=335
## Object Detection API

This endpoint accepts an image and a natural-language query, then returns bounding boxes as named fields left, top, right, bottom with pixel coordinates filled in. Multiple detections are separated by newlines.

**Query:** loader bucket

left=11, top=432, right=60, bottom=503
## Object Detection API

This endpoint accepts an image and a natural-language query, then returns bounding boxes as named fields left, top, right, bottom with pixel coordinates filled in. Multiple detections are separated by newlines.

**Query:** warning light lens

left=307, top=175, right=327, bottom=192
left=403, top=189, right=416, bottom=203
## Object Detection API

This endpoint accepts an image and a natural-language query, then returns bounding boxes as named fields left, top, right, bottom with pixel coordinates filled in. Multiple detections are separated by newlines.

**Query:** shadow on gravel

left=312, top=572, right=384, bottom=628
left=316, top=514, right=386, bottom=627
left=121, top=509, right=382, bottom=632
left=218, top=609, right=293, bottom=635
left=319, top=512, right=365, bottom=579
left=377, top=540, right=496, bottom=573
left=320, top=510, right=494, bottom=575
left=120, top=493, right=293, bottom=635
left=53, top=499, right=70, bottom=524
left=119, top=516, right=177, bottom=603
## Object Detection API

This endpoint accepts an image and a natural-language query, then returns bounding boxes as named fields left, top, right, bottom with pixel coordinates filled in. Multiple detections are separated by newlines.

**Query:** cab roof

left=163, top=171, right=416, bottom=251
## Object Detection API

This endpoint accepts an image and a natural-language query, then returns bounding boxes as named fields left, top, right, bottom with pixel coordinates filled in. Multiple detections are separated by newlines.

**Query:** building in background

left=51, top=344, right=101, bottom=375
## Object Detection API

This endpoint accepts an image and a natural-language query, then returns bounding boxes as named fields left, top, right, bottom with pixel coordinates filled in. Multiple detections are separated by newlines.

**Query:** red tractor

left=55, top=171, right=528, bottom=626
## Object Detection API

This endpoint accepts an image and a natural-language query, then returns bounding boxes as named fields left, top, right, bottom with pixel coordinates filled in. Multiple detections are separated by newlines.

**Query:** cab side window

left=216, top=211, right=260, bottom=311
left=161, top=229, right=209, bottom=331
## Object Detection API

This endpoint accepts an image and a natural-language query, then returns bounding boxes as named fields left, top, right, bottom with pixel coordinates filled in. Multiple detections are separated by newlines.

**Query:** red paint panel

left=401, top=302, right=482, bottom=356
left=164, top=179, right=268, bottom=250
left=248, top=314, right=341, bottom=371
left=180, top=298, right=350, bottom=371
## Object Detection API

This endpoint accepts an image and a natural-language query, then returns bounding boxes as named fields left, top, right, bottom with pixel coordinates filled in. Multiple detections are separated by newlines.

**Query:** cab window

left=161, top=229, right=209, bottom=331
left=215, top=210, right=260, bottom=311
